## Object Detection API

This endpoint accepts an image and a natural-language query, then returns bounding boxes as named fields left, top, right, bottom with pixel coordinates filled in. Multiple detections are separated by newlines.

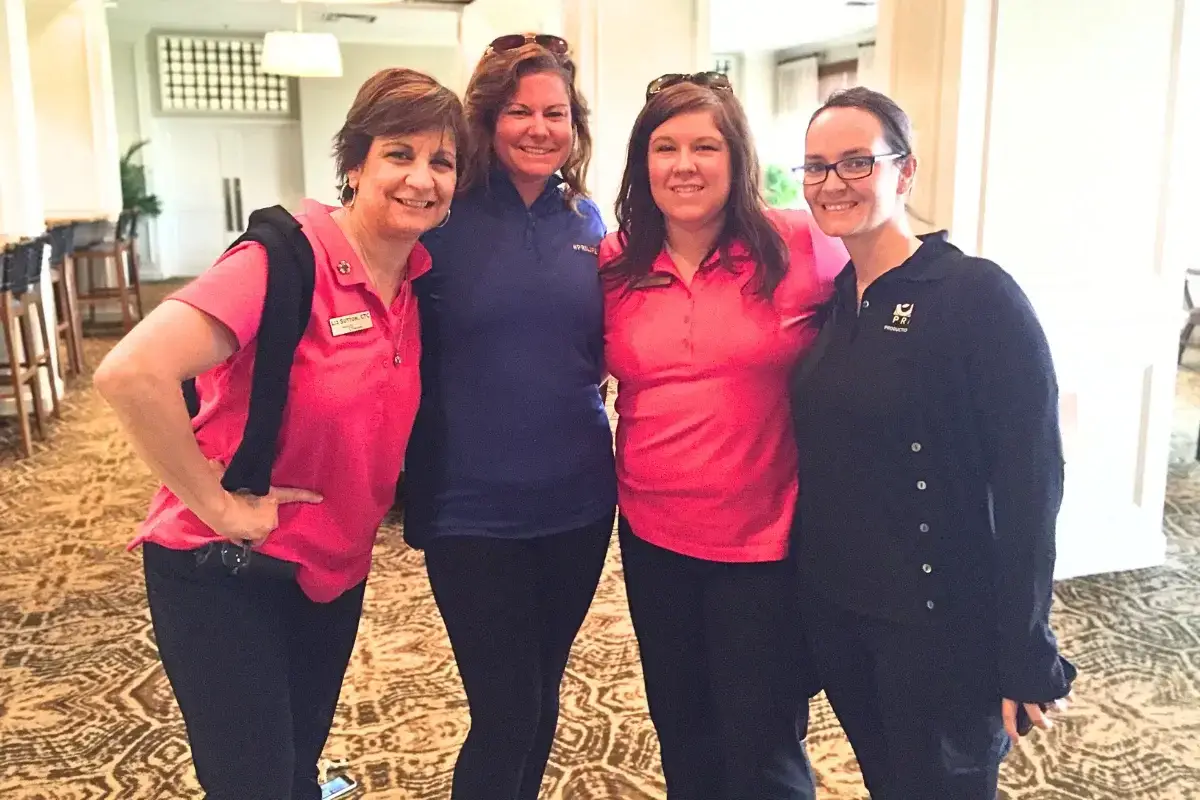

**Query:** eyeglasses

left=645, top=71, right=732, bottom=101
left=485, top=33, right=570, bottom=57
left=795, top=153, right=907, bottom=186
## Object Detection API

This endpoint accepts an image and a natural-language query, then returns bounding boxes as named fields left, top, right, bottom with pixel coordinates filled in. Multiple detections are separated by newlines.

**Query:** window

left=156, top=34, right=291, bottom=115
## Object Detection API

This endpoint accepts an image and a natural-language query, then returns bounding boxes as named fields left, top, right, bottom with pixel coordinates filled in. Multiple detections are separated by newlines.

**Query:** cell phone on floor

left=321, top=775, right=359, bottom=799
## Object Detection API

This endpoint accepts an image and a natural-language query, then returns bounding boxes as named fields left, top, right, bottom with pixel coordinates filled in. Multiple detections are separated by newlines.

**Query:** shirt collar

left=303, top=198, right=432, bottom=287
left=834, top=230, right=959, bottom=300
left=649, top=237, right=750, bottom=283
left=483, top=167, right=565, bottom=215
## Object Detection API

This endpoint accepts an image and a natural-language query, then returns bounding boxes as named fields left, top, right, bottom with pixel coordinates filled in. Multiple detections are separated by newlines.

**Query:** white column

left=81, top=0, right=123, bottom=217
left=563, top=0, right=710, bottom=228
left=0, top=0, right=61, bottom=417
left=28, top=0, right=121, bottom=218
left=876, top=0, right=1198, bottom=579
left=0, top=0, right=46, bottom=236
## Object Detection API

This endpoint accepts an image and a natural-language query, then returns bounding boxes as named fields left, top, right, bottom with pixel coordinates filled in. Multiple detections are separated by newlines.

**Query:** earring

left=436, top=208, right=452, bottom=228
left=340, top=182, right=357, bottom=208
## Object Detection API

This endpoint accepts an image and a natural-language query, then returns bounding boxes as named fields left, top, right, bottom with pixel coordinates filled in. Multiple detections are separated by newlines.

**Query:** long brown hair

left=332, top=68, right=466, bottom=191
left=604, top=82, right=787, bottom=299
left=458, top=43, right=592, bottom=208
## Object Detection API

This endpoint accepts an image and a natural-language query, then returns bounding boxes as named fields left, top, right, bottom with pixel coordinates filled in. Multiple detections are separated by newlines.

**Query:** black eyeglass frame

left=645, top=71, right=733, bottom=101
left=794, top=152, right=908, bottom=186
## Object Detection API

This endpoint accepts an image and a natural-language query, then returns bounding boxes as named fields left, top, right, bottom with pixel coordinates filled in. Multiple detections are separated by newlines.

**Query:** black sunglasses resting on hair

left=645, top=71, right=733, bottom=100
left=486, top=33, right=569, bottom=56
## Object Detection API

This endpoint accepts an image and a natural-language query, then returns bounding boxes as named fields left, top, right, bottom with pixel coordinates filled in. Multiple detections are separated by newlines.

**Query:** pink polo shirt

left=600, top=209, right=846, bottom=563
left=131, top=199, right=430, bottom=602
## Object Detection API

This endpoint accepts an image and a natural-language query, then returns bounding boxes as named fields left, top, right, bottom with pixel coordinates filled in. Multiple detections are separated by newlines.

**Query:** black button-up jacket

left=789, top=232, right=1076, bottom=703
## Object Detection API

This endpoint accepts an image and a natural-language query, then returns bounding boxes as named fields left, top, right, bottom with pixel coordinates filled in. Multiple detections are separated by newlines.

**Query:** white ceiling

left=709, top=0, right=877, bottom=53
left=94, top=0, right=462, bottom=46
left=25, top=0, right=873, bottom=54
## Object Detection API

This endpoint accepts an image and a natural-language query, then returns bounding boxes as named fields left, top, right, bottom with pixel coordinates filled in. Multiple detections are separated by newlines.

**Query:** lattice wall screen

left=156, top=34, right=291, bottom=114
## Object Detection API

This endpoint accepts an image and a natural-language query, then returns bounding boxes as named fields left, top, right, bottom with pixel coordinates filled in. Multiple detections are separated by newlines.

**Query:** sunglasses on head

left=645, top=71, right=732, bottom=101
left=485, top=33, right=570, bottom=57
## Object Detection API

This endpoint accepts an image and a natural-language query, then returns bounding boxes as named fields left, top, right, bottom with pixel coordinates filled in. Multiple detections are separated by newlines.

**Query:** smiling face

left=493, top=71, right=573, bottom=193
left=345, top=129, right=457, bottom=240
left=647, top=110, right=731, bottom=229
left=802, top=106, right=915, bottom=240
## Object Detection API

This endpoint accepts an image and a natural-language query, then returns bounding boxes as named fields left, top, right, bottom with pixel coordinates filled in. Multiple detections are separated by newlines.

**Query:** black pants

left=619, top=519, right=815, bottom=800
left=143, top=542, right=365, bottom=800
left=799, top=587, right=1011, bottom=800
left=424, top=511, right=615, bottom=800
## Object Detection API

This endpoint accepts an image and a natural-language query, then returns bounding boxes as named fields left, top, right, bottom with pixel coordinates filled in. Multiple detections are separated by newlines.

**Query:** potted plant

left=763, top=164, right=802, bottom=209
left=119, top=139, right=162, bottom=267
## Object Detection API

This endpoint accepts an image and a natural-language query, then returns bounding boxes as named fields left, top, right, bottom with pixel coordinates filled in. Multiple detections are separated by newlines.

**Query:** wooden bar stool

left=74, top=211, right=142, bottom=334
left=48, top=223, right=86, bottom=376
left=0, top=237, right=56, bottom=457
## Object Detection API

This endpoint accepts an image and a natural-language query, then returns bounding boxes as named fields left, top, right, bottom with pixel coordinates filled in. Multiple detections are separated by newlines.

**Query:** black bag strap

left=181, top=205, right=316, bottom=497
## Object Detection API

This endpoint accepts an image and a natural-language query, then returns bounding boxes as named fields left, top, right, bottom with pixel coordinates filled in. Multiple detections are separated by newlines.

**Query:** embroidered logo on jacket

left=573, top=244, right=599, bottom=256
left=884, top=303, right=913, bottom=333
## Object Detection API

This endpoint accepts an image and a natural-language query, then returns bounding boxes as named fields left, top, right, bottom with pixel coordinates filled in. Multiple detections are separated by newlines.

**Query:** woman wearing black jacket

left=789, top=86, right=1076, bottom=799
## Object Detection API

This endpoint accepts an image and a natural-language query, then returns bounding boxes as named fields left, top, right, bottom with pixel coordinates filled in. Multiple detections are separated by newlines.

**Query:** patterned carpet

left=1, top=283, right=1199, bottom=798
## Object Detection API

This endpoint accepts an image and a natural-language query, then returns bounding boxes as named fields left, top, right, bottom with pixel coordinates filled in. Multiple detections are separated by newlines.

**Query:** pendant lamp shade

left=261, top=30, right=343, bottom=78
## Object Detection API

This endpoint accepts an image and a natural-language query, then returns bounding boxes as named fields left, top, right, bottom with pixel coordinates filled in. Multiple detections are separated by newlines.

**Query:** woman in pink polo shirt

left=93, top=68, right=465, bottom=800
left=599, top=74, right=846, bottom=799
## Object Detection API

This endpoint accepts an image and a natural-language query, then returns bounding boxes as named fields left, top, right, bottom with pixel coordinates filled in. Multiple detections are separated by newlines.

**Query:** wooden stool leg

left=1, top=302, right=34, bottom=457
left=52, top=273, right=75, bottom=379
left=32, top=299, right=61, bottom=418
left=65, top=254, right=86, bottom=371
left=17, top=309, right=48, bottom=439
left=113, top=250, right=133, bottom=333
left=86, top=254, right=98, bottom=326
left=129, top=242, right=144, bottom=320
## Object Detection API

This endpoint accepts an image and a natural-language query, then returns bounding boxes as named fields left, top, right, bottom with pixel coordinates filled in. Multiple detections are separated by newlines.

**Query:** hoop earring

left=436, top=208, right=451, bottom=228
left=340, top=182, right=357, bottom=208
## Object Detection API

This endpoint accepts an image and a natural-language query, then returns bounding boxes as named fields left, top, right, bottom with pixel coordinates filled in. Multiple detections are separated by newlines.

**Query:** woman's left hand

left=1001, top=696, right=1069, bottom=742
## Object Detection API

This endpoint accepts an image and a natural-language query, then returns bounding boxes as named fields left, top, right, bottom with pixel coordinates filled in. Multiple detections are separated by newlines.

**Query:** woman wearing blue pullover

left=403, top=34, right=616, bottom=800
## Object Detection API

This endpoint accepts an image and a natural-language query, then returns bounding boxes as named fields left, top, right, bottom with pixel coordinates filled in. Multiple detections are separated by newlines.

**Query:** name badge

left=329, top=310, right=373, bottom=337
left=632, top=273, right=674, bottom=289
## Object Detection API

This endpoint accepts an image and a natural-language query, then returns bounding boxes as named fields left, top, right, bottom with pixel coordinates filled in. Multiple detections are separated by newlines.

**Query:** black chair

left=1, top=237, right=59, bottom=457
left=48, top=223, right=87, bottom=377
left=74, top=210, right=143, bottom=333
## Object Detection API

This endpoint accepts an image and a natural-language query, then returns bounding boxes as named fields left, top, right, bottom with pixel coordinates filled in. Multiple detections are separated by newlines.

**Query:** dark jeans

left=619, top=519, right=816, bottom=800
left=423, top=511, right=615, bottom=800
left=142, top=542, right=365, bottom=800
left=799, top=586, right=1011, bottom=800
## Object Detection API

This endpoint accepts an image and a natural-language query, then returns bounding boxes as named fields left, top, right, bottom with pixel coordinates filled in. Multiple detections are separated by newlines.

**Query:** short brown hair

left=604, top=82, right=787, bottom=300
left=458, top=43, right=592, bottom=208
left=332, top=68, right=467, bottom=191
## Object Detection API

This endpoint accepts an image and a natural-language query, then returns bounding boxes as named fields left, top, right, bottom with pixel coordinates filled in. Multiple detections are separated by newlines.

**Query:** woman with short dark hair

left=791, top=85, right=1076, bottom=798
left=600, top=73, right=847, bottom=799
left=95, top=67, right=465, bottom=800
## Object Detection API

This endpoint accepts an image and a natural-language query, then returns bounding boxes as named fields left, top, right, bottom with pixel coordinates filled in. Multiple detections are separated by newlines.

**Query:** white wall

left=565, top=0, right=711, bottom=228
left=980, top=0, right=1181, bottom=579
left=28, top=5, right=98, bottom=215
left=738, top=51, right=780, bottom=167
left=874, top=0, right=1195, bottom=580
left=0, top=0, right=45, bottom=236
left=297, top=44, right=461, bottom=205
left=459, top=0, right=565, bottom=94
left=108, top=36, right=141, bottom=155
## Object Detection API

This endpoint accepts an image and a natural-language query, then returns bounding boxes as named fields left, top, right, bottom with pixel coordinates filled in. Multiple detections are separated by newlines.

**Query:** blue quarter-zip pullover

left=403, top=172, right=616, bottom=544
